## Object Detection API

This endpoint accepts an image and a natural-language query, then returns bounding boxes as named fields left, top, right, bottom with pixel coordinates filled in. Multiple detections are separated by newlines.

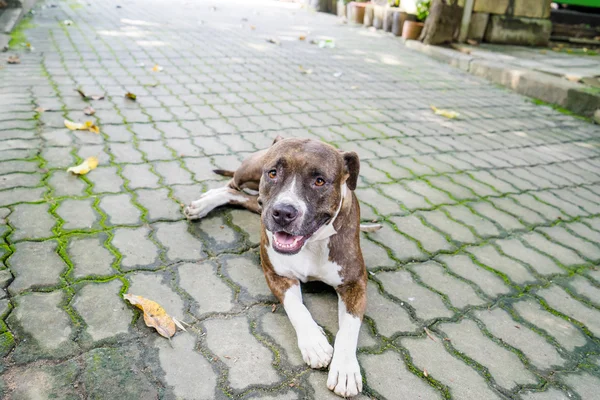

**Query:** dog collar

left=306, top=183, right=347, bottom=243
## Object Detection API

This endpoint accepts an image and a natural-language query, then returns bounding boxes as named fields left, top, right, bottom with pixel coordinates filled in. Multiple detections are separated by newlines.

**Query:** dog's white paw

left=327, top=356, right=362, bottom=398
left=298, top=328, right=333, bottom=369
left=184, top=198, right=210, bottom=220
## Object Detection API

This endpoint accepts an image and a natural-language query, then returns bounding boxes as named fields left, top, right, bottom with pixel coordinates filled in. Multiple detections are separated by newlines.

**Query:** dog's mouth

left=272, top=231, right=310, bottom=255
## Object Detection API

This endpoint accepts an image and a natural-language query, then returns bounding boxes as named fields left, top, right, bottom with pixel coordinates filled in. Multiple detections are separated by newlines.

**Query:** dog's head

left=259, top=137, right=359, bottom=255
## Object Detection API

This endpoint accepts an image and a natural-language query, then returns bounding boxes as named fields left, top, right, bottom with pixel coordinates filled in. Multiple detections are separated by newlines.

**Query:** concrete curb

left=404, top=39, right=600, bottom=118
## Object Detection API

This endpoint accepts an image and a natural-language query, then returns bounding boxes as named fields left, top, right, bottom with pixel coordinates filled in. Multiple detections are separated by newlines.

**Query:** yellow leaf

left=430, top=106, right=459, bottom=119
left=123, top=294, right=177, bottom=338
left=64, top=119, right=86, bottom=130
left=151, top=64, right=163, bottom=72
left=67, top=156, right=99, bottom=175
left=125, top=92, right=137, bottom=101
left=298, top=35, right=306, bottom=41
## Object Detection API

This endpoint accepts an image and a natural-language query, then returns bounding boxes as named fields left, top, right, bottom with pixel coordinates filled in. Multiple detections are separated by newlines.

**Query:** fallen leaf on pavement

left=151, top=64, right=163, bottom=72
left=64, top=119, right=100, bottom=134
left=333, top=71, right=342, bottom=78
left=63, top=19, right=73, bottom=26
left=25, top=43, right=34, bottom=52
left=271, top=304, right=277, bottom=313
left=266, top=38, right=280, bottom=45
left=172, top=317, right=188, bottom=332
left=34, top=107, right=47, bottom=113
left=299, top=66, right=313, bottom=75
left=123, top=294, right=177, bottom=338
left=125, top=92, right=137, bottom=101
left=423, top=368, right=429, bottom=377
left=7, top=55, right=20, bottom=64
left=431, top=106, right=459, bottom=119
left=67, top=156, right=99, bottom=175
left=298, top=35, right=306, bottom=41
left=250, top=25, right=256, bottom=30
left=76, top=89, right=105, bottom=100
left=424, top=327, right=436, bottom=342
left=83, top=106, right=95, bottom=115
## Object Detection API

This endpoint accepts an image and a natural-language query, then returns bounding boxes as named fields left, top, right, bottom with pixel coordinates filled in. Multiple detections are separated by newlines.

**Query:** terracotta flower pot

left=402, top=20, right=424, bottom=40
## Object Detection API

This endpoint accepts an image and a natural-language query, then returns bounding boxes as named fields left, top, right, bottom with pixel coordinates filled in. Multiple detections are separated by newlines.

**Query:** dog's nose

left=272, top=203, right=298, bottom=225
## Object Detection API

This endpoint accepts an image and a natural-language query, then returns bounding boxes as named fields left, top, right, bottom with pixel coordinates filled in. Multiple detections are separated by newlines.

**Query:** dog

left=185, top=137, right=377, bottom=397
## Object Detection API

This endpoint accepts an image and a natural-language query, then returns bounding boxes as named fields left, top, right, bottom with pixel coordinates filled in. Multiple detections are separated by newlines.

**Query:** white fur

left=283, top=285, right=334, bottom=368
left=272, top=177, right=307, bottom=224
left=327, top=297, right=363, bottom=397
left=184, top=187, right=248, bottom=220
left=266, top=232, right=344, bottom=287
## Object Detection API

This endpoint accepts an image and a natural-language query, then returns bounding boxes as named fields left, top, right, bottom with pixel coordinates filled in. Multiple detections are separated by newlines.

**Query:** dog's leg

left=184, top=184, right=259, bottom=220
left=327, top=282, right=366, bottom=397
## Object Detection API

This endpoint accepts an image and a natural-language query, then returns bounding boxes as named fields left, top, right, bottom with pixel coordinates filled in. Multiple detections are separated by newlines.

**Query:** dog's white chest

left=266, top=237, right=343, bottom=287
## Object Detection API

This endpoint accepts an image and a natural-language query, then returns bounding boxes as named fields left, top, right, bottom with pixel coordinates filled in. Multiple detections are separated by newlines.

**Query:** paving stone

left=68, top=234, right=115, bottom=278
left=155, top=333, right=218, bottom=399
left=8, top=241, right=66, bottom=295
left=401, top=336, right=502, bottom=400
left=467, top=245, right=536, bottom=284
left=9, top=203, right=55, bottom=240
left=138, top=140, right=174, bottom=161
left=521, top=388, right=569, bottom=400
left=474, top=307, right=565, bottom=369
left=128, top=272, right=184, bottom=317
left=521, top=232, right=586, bottom=267
left=533, top=191, right=585, bottom=218
left=491, top=197, right=546, bottom=226
left=122, top=164, right=160, bottom=189
left=204, top=316, right=280, bottom=390
left=537, top=285, right=600, bottom=337
left=440, top=319, right=537, bottom=390
left=442, top=204, right=500, bottom=238
left=419, top=210, right=477, bottom=245
left=511, top=193, right=567, bottom=222
left=366, top=281, right=417, bottom=336
left=136, top=188, right=181, bottom=221
left=360, top=234, right=395, bottom=269
left=108, top=143, right=144, bottom=163
left=111, top=227, right=160, bottom=271
left=99, top=193, right=142, bottom=225
left=427, top=175, right=476, bottom=201
left=0, top=188, right=45, bottom=208
left=411, top=261, right=485, bottom=309
left=404, top=180, right=454, bottom=206
left=359, top=350, right=440, bottom=400
left=366, top=224, right=426, bottom=263
left=568, top=276, right=600, bottom=306
left=495, top=238, right=564, bottom=275
left=154, top=161, right=193, bottom=185
left=73, top=280, right=132, bottom=342
left=379, top=183, right=429, bottom=211
left=57, top=199, right=98, bottom=230
left=390, top=215, right=454, bottom=254
left=10, top=291, right=72, bottom=350
left=537, top=226, right=600, bottom=262
left=438, top=254, right=511, bottom=298
left=0, top=173, right=42, bottom=191
left=357, top=187, right=404, bottom=215
left=88, top=166, right=124, bottom=193
left=220, top=253, right=271, bottom=300
left=154, top=221, right=204, bottom=261
left=377, top=270, right=453, bottom=320
left=178, top=261, right=234, bottom=314
left=192, top=215, right=240, bottom=253
left=562, top=373, right=600, bottom=400
left=230, top=209, right=261, bottom=245
left=82, top=346, right=158, bottom=399
left=49, top=170, right=87, bottom=197
left=4, top=359, right=80, bottom=400
left=261, top=311, right=304, bottom=367
left=512, top=299, right=587, bottom=351
left=469, top=202, right=526, bottom=233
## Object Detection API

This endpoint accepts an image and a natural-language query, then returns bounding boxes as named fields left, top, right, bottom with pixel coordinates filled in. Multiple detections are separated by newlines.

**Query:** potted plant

left=402, top=0, right=429, bottom=40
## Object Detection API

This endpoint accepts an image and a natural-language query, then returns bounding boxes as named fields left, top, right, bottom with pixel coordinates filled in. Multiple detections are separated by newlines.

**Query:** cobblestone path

left=1, top=0, right=600, bottom=398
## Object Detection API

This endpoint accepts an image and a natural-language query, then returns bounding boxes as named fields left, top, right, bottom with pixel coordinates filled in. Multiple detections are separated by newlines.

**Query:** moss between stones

left=8, top=16, right=35, bottom=49
left=0, top=332, right=15, bottom=357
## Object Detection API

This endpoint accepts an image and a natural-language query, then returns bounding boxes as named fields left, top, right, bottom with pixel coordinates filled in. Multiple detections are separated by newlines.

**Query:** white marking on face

left=265, top=232, right=343, bottom=287
left=272, top=176, right=307, bottom=224
left=282, top=285, right=333, bottom=369
left=185, top=187, right=248, bottom=220
left=327, top=297, right=363, bottom=397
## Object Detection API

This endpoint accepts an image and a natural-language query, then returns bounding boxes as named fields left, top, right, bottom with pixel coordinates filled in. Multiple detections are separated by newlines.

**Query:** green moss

left=529, top=98, right=591, bottom=122
left=9, top=16, right=35, bottom=49
left=0, top=332, right=15, bottom=357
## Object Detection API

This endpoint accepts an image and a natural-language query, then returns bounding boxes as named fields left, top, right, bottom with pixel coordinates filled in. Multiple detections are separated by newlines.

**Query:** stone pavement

left=0, top=0, right=600, bottom=398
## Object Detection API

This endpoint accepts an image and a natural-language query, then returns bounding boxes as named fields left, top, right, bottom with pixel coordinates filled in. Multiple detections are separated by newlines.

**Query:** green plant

left=388, top=0, right=401, bottom=6
left=416, top=0, right=431, bottom=21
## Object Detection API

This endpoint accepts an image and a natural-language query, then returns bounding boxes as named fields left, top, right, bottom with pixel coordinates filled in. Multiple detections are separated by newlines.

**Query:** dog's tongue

left=275, top=232, right=300, bottom=245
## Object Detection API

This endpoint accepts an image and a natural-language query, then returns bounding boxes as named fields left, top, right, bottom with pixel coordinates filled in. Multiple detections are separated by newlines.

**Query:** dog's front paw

left=327, top=356, right=362, bottom=398
left=184, top=199, right=208, bottom=220
left=298, top=328, right=333, bottom=369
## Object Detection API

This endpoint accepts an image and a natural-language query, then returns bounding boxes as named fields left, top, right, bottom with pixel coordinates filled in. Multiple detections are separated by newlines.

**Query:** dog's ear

left=272, top=135, right=284, bottom=146
left=342, top=151, right=360, bottom=191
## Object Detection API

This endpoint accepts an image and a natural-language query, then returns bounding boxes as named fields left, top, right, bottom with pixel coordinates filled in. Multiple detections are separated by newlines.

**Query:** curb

left=404, top=40, right=600, bottom=118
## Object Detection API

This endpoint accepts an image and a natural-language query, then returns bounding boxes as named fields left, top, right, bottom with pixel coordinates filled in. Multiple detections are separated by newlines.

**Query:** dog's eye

left=315, top=177, right=325, bottom=187
left=268, top=170, right=277, bottom=179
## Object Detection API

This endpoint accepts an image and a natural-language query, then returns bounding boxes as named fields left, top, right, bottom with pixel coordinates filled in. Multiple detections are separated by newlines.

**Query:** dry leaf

left=123, top=293, right=176, bottom=338
left=431, top=106, right=459, bottom=119
left=299, top=66, right=313, bottom=75
left=67, top=156, right=99, bottom=175
left=64, top=119, right=100, bottom=134
left=423, top=368, right=429, bottom=377
left=172, top=317, right=187, bottom=332
left=125, top=92, right=137, bottom=101
left=151, top=64, right=163, bottom=72
left=7, top=55, right=20, bottom=64
left=76, top=89, right=104, bottom=100
left=63, top=19, right=73, bottom=25
left=83, top=106, right=95, bottom=115
left=34, top=107, right=47, bottom=113
left=271, top=304, right=277, bottom=313
left=250, top=25, right=256, bottom=30
left=298, top=35, right=306, bottom=41
left=424, top=327, right=436, bottom=342
left=333, top=71, right=342, bottom=78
